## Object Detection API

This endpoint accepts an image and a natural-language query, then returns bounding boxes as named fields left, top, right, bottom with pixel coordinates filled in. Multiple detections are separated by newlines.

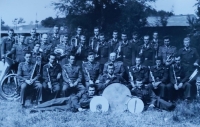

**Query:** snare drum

left=90, top=96, right=109, bottom=112
left=102, top=83, right=131, bottom=112
left=126, top=97, right=144, bottom=113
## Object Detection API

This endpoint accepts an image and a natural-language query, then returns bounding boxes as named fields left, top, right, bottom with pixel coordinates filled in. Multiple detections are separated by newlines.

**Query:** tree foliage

left=1, top=19, right=10, bottom=30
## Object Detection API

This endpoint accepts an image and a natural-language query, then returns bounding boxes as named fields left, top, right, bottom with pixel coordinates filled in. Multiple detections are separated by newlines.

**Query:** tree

left=41, top=17, right=56, bottom=27
left=12, top=18, right=26, bottom=30
left=1, top=19, right=9, bottom=30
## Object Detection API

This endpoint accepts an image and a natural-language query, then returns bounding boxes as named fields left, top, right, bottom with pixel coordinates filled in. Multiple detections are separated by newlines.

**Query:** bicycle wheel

left=0, top=74, right=18, bottom=100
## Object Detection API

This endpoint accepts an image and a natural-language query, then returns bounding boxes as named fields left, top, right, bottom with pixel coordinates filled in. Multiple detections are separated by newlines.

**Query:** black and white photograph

left=0, top=0, right=200, bottom=126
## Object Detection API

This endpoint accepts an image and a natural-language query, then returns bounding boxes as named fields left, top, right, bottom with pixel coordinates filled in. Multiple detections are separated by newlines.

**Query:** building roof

left=146, top=14, right=196, bottom=27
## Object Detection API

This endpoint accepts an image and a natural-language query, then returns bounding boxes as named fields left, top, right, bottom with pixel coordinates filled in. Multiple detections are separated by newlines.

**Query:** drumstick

left=134, top=100, right=137, bottom=113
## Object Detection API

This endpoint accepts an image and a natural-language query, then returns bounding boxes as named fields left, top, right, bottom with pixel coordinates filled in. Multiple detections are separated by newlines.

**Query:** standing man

left=89, top=27, right=100, bottom=50
left=62, top=54, right=85, bottom=97
left=82, top=52, right=102, bottom=88
left=158, top=36, right=177, bottom=66
left=108, top=30, right=119, bottom=53
left=178, top=37, right=199, bottom=73
left=70, top=26, right=82, bottom=47
left=25, top=28, right=39, bottom=49
left=17, top=52, right=42, bottom=107
left=43, top=54, right=62, bottom=101
left=6, top=33, right=30, bottom=63
left=1, top=29, right=15, bottom=59
left=49, top=25, right=60, bottom=47
left=137, top=35, right=156, bottom=66
left=151, top=32, right=162, bottom=59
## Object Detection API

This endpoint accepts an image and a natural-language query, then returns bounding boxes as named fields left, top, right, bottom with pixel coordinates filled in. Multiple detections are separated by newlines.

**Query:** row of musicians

left=17, top=51, right=198, bottom=107
left=2, top=32, right=199, bottom=71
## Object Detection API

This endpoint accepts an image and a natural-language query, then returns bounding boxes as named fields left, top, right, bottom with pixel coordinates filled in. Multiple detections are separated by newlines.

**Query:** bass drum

left=90, top=96, right=109, bottom=112
left=127, top=97, right=144, bottom=113
left=102, top=83, right=131, bottom=113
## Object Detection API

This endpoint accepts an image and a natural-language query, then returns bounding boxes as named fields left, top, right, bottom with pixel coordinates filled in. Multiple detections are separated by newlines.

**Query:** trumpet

left=172, top=65, right=178, bottom=90
left=165, top=53, right=174, bottom=65
left=85, top=67, right=91, bottom=81
left=148, top=66, right=159, bottom=89
left=117, top=42, right=122, bottom=58
left=76, top=45, right=82, bottom=55
left=127, top=66, right=135, bottom=88
left=63, top=69, right=73, bottom=87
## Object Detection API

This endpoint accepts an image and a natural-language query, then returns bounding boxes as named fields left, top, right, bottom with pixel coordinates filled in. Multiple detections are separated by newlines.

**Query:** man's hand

left=25, top=80, right=32, bottom=85
left=131, top=82, right=135, bottom=88
left=78, top=108, right=86, bottom=112
left=178, top=83, right=183, bottom=89
left=47, top=82, right=52, bottom=89
left=174, top=84, right=179, bottom=90
left=57, top=73, right=61, bottom=80
left=73, top=81, right=78, bottom=87
left=105, top=80, right=110, bottom=84
left=69, top=83, right=74, bottom=87
left=89, top=80, right=94, bottom=85
left=194, top=62, right=199, bottom=66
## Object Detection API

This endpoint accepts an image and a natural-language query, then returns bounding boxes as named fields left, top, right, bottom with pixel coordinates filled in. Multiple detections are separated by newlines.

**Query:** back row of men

left=0, top=26, right=199, bottom=108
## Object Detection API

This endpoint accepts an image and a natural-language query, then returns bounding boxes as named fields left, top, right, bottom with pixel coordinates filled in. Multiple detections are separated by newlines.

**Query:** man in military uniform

left=6, top=33, right=30, bottom=63
left=108, top=30, right=119, bottom=53
left=103, top=52, right=125, bottom=77
left=25, top=28, right=39, bottom=49
left=158, top=36, right=177, bottom=66
left=49, top=25, right=60, bottom=47
left=17, top=52, right=42, bottom=107
left=40, top=33, right=54, bottom=65
left=75, top=35, right=91, bottom=66
left=98, top=63, right=127, bottom=94
left=82, top=52, right=102, bottom=88
left=149, top=57, right=173, bottom=101
left=169, top=55, right=196, bottom=101
left=137, top=35, right=156, bottom=66
left=62, top=54, right=85, bottom=97
left=70, top=26, right=82, bottom=47
left=43, top=54, right=62, bottom=101
left=31, top=43, right=42, bottom=64
left=94, top=33, right=110, bottom=70
left=89, top=27, right=100, bottom=50
left=1, top=29, right=15, bottom=59
left=178, top=37, right=199, bottom=73
left=150, top=32, right=162, bottom=59
left=115, top=33, right=134, bottom=66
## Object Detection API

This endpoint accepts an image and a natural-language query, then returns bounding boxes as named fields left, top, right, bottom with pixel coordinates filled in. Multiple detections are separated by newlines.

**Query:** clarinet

left=148, top=66, right=157, bottom=89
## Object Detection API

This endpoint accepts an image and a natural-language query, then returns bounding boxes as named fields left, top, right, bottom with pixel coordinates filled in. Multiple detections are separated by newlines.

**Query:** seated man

left=98, top=63, right=127, bottom=94
left=31, top=84, right=97, bottom=112
left=43, top=53, right=62, bottom=101
left=17, top=52, right=42, bottom=108
left=61, top=54, right=85, bottom=97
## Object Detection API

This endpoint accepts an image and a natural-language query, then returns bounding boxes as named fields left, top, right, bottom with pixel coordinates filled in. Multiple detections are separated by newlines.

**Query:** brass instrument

left=139, top=45, right=145, bottom=55
left=75, top=44, right=82, bottom=55
left=30, top=56, right=41, bottom=84
left=148, top=66, right=159, bottom=89
left=127, top=66, right=135, bottom=88
left=117, top=42, right=122, bottom=58
left=71, top=37, right=78, bottom=47
left=172, top=65, right=178, bottom=90
left=63, top=69, right=73, bottom=87
left=85, top=67, right=91, bottom=81
left=54, top=48, right=64, bottom=56
left=165, top=53, right=174, bottom=65
left=46, top=68, right=53, bottom=93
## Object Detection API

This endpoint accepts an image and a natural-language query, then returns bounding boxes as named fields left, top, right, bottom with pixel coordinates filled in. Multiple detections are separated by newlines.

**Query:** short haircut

left=163, top=36, right=170, bottom=40
left=54, top=25, right=60, bottom=28
left=24, top=51, right=32, bottom=56
left=87, top=52, right=95, bottom=56
left=99, top=33, right=104, bottom=36
left=121, top=32, right=127, bottom=36
left=94, top=27, right=99, bottom=30
left=132, top=32, right=138, bottom=35
left=183, top=37, right=190, bottom=42
left=68, top=53, right=76, bottom=59
left=107, top=63, right=115, bottom=70
left=49, top=53, right=56, bottom=58
left=77, top=26, right=82, bottom=29
left=174, top=54, right=181, bottom=58
left=88, top=84, right=97, bottom=90
left=34, top=42, right=41, bottom=46
left=19, top=33, right=26, bottom=37
left=8, top=29, right=14, bottom=33
left=113, top=30, right=118, bottom=33
left=110, top=52, right=116, bottom=56
left=31, top=28, right=36, bottom=31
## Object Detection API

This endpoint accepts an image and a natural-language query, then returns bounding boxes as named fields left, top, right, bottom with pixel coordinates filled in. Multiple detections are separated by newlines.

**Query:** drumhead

left=90, top=96, right=109, bottom=112
left=102, top=83, right=131, bottom=112
left=0, top=61, right=9, bottom=81
left=127, top=98, right=144, bottom=113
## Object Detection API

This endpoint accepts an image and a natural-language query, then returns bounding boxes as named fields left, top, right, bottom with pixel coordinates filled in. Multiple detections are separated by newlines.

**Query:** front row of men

left=17, top=51, right=198, bottom=111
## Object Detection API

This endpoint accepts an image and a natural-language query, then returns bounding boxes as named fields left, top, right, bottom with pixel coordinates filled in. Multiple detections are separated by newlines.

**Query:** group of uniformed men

left=1, top=25, right=200, bottom=111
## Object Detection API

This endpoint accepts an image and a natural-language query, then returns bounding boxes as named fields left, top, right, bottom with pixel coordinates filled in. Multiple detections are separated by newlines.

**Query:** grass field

left=0, top=98, right=200, bottom=127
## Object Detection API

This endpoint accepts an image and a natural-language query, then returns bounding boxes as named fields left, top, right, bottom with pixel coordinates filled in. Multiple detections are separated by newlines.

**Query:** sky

left=0, top=0, right=198, bottom=26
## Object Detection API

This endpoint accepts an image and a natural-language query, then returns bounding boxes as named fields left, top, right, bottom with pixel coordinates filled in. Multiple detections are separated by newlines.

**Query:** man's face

left=132, top=34, right=138, bottom=40
left=107, top=66, right=114, bottom=75
left=99, top=35, right=105, bottom=42
left=53, top=27, right=59, bottom=34
left=112, top=32, right=118, bottom=39
left=183, top=39, right=190, bottom=48
left=121, top=34, right=127, bottom=41
left=175, top=57, right=181, bottom=65
left=135, top=58, right=141, bottom=65
left=30, top=29, right=36, bottom=37
left=49, top=55, right=56, bottom=64
left=94, top=28, right=99, bottom=36
left=76, top=28, right=82, bottom=35
left=69, top=56, right=75, bottom=65
left=24, top=54, right=31, bottom=63
left=143, top=36, right=149, bottom=44
left=109, top=53, right=116, bottom=62
left=8, top=31, right=14, bottom=38
left=62, top=37, right=68, bottom=44
left=164, top=39, right=170, bottom=46
left=87, top=55, right=95, bottom=62
left=41, top=34, right=48, bottom=43
left=19, top=35, right=25, bottom=44
left=156, top=60, right=161, bottom=67
left=153, top=33, right=158, bottom=39
left=34, top=44, right=40, bottom=51
left=88, top=87, right=95, bottom=96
